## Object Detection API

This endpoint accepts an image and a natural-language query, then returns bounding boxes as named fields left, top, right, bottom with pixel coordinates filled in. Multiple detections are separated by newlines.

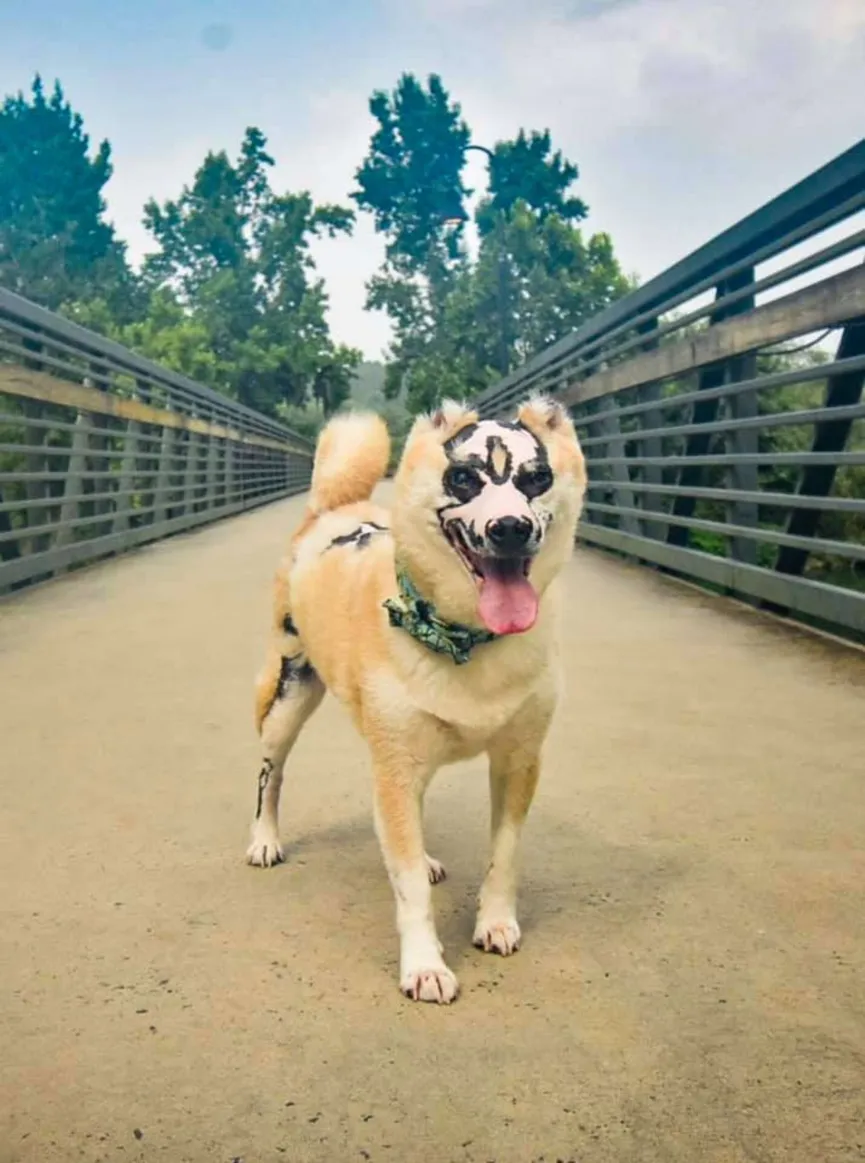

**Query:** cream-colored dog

left=246, top=395, right=586, bottom=1003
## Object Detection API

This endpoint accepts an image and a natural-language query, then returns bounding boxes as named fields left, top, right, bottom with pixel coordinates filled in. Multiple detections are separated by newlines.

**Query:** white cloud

left=386, top=0, right=865, bottom=282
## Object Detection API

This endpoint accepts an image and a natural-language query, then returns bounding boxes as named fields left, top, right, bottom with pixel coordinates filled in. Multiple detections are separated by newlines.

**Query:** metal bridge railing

left=477, top=139, right=865, bottom=640
left=0, top=288, right=314, bottom=594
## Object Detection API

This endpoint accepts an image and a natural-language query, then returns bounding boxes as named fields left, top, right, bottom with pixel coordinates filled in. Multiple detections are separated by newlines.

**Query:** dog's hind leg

left=246, top=634, right=325, bottom=868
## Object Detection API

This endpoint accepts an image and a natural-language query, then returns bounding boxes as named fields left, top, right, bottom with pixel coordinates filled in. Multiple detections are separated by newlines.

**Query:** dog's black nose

left=487, top=515, right=533, bottom=553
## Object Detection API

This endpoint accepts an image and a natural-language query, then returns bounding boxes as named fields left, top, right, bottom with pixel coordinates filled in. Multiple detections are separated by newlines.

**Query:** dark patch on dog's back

left=325, top=521, right=389, bottom=552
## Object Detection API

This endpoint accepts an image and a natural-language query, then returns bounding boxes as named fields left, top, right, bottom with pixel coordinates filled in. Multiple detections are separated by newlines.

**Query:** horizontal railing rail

left=0, top=288, right=314, bottom=594
left=477, top=139, right=865, bottom=640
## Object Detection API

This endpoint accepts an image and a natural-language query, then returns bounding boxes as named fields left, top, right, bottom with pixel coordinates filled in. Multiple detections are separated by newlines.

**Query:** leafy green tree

left=352, top=73, right=470, bottom=269
left=477, top=203, right=632, bottom=359
left=352, top=72, right=474, bottom=412
left=66, top=289, right=225, bottom=386
left=0, top=76, right=137, bottom=316
left=479, top=129, right=587, bottom=231
left=353, top=73, right=632, bottom=413
left=141, top=128, right=359, bottom=415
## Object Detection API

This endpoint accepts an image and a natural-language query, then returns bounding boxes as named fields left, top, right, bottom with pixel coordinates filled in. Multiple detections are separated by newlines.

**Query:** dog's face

left=393, top=395, right=587, bottom=635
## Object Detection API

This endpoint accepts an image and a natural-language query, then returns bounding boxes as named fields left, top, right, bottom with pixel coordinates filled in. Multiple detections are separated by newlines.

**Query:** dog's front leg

left=474, top=704, right=553, bottom=956
left=372, top=748, right=458, bottom=1004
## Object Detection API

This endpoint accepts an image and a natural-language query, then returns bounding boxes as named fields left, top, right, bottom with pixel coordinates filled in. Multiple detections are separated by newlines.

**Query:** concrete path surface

left=1, top=488, right=864, bottom=1163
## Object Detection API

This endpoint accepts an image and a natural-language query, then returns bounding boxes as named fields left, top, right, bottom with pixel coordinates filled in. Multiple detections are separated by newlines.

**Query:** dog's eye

left=516, top=464, right=553, bottom=498
left=443, top=464, right=483, bottom=502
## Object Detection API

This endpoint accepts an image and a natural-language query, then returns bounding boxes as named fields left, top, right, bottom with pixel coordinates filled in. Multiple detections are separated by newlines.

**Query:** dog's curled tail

left=306, top=411, right=390, bottom=517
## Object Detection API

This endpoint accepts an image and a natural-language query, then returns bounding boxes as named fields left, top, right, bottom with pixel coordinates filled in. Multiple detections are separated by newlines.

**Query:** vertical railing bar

left=774, top=313, right=865, bottom=580
left=113, top=419, right=143, bottom=535
left=54, top=411, right=90, bottom=557
left=666, top=267, right=756, bottom=551
left=152, top=425, right=175, bottom=529
left=633, top=318, right=667, bottom=541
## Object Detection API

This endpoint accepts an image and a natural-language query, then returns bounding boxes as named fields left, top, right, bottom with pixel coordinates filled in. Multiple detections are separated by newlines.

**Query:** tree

left=352, top=74, right=633, bottom=413
left=140, top=128, right=360, bottom=415
left=474, top=204, right=632, bottom=360
left=66, top=288, right=225, bottom=387
left=351, top=73, right=473, bottom=412
left=352, top=73, right=470, bottom=269
left=479, top=129, right=588, bottom=231
left=0, top=75, right=136, bottom=316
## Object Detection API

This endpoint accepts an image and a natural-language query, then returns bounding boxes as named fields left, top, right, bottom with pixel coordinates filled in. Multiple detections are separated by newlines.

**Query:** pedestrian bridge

left=1, top=143, right=864, bottom=1161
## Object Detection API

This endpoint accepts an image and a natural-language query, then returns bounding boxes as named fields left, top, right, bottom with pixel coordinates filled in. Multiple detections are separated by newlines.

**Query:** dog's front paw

left=400, top=963, right=459, bottom=1004
left=473, top=915, right=521, bottom=956
left=246, top=826, right=285, bottom=868
left=425, top=853, right=447, bottom=884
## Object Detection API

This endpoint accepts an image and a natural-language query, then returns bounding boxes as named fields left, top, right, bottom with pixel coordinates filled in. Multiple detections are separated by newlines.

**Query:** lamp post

left=443, top=143, right=511, bottom=378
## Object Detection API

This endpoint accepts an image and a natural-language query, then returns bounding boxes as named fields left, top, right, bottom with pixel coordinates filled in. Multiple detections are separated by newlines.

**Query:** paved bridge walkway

left=1, top=488, right=863, bottom=1163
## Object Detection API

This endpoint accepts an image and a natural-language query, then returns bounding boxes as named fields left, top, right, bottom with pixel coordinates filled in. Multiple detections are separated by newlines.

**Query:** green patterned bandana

left=383, top=569, right=497, bottom=665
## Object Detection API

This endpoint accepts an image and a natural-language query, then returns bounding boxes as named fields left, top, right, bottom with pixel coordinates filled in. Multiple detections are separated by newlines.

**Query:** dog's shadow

left=279, top=805, right=689, bottom=970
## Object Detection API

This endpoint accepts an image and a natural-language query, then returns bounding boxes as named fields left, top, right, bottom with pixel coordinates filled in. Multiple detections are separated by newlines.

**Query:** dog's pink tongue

left=478, top=572, right=539, bottom=635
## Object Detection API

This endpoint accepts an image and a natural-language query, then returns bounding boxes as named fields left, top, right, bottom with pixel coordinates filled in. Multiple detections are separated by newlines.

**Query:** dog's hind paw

left=473, top=916, right=521, bottom=956
left=400, top=964, right=459, bottom=1004
left=246, top=832, right=285, bottom=868
left=425, top=853, right=447, bottom=884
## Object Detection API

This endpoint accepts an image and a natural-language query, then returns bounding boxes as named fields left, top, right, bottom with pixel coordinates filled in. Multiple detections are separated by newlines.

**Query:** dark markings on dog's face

left=325, top=521, right=389, bottom=553
left=485, top=435, right=513, bottom=485
left=443, top=421, right=548, bottom=486
left=514, top=461, right=554, bottom=500
left=255, top=757, right=274, bottom=820
left=436, top=419, right=555, bottom=558
left=442, top=463, right=484, bottom=504
left=443, top=423, right=478, bottom=456
left=282, top=613, right=298, bottom=636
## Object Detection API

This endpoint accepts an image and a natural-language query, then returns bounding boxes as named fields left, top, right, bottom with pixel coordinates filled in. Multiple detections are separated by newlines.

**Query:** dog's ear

left=517, top=394, right=571, bottom=436
left=518, top=393, right=585, bottom=484
left=423, top=398, right=479, bottom=443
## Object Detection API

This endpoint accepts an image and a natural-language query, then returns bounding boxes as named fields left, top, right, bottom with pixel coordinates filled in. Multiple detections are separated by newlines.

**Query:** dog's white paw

left=473, top=915, right=521, bottom=956
left=246, top=827, right=285, bottom=868
left=400, top=963, right=459, bottom=1004
left=425, top=853, right=447, bottom=884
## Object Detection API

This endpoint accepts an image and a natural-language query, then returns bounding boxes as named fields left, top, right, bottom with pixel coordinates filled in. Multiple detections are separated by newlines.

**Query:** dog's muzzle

left=486, top=515, right=535, bottom=556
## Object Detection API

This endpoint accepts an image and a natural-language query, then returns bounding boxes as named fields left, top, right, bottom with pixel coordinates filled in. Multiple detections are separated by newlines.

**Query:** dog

left=246, top=395, right=586, bottom=1003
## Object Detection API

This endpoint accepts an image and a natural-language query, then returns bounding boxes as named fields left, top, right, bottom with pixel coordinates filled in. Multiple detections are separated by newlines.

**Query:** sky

left=2, top=0, right=864, bottom=360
